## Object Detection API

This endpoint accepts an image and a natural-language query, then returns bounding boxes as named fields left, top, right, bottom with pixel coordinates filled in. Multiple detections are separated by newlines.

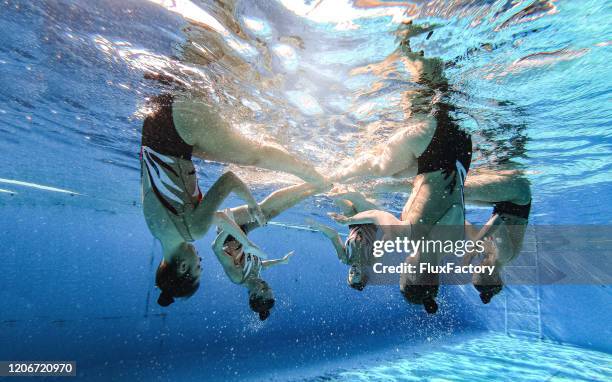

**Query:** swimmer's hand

left=248, top=205, right=267, bottom=227
left=280, top=251, right=295, bottom=265
left=328, top=212, right=349, bottom=224
left=328, top=186, right=371, bottom=204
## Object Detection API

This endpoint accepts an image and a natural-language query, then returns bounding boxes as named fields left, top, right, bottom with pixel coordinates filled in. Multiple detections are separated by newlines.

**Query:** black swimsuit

left=141, top=94, right=193, bottom=160
left=140, top=94, right=202, bottom=223
left=416, top=105, right=472, bottom=187
left=493, top=200, right=531, bottom=219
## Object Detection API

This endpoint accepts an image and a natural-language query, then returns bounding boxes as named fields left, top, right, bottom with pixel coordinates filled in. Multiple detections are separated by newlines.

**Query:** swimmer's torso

left=219, top=244, right=262, bottom=285
left=402, top=97, right=472, bottom=228
left=140, top=94, right=203, bottom=243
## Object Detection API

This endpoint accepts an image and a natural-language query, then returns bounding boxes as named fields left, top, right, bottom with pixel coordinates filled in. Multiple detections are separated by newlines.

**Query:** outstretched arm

left=228, top=182, right=325, bottom=229
left=173, top=97, right=325, bottom=184
left=306, top=219, right=349, bottom=263
left=330, top=121, right=428, bottom=183
left=327, top=186, right=380, bottom=213
left=329, top=209, right=402, bottom=226
left=261, top=251, right=295, bottom=269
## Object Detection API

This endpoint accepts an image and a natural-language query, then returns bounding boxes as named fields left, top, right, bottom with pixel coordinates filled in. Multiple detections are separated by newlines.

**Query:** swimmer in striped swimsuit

left=141, top=85, right=328, bottom=307
left=211, top=182, right=328, bottom=320
left=142, top=93, right=270, bottom=307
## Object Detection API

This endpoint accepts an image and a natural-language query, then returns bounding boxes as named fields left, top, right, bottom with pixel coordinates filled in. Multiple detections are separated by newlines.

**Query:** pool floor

left=274, top=333, right=612, bottom=382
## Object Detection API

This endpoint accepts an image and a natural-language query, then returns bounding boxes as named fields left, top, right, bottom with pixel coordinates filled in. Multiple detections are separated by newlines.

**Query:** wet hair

left=474, top=283, right=503, bottom=305
left=155, top=258, right=200, bottom=307
left=248, top=280, right=275, bottom=321
left=401, top=284, right=439, bottom=314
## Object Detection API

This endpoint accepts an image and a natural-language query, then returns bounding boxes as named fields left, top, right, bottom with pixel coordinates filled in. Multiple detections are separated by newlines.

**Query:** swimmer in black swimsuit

left=461, top=169, right=532, bottom=304
left=329, top=25, right=472, bottom=314
left=367, top=168, right=532, bottom=305
left=211, top=182, right=328, bottom=320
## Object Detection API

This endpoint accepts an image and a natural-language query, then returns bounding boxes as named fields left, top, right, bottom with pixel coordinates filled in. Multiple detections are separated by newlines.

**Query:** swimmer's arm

left=212, top=231, right=231, bottom=261
left=329, top=210, right=401, bottom=226
left=230, top=141, right=326, bottom=185
left=212, top=212, right=268, bottom=259
left=328, top=188, right=379, bottom=212
left=331, top=153, right=412, bottom=183
left=464, top=215, right=521, bottom=266
left=331, top=125, right=421, bottom=183
left=194, top=139, right=325, bottom=185
left=230, top=183, right=325, bottom=229
left=465, top=215, right=504, bottom=243
left=306, top=219, right=348, bottom=263
left=367, top=179, right=414, bottom=194
left=261, top=251, right=295, bottom=269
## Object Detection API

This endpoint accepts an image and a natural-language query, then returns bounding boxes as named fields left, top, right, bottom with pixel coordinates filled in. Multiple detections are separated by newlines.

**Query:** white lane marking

left=0, top=178, right=79, bottom=195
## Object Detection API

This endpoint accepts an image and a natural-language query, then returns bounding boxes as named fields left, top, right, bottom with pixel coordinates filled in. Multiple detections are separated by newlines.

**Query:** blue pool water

left=1, top=0, right=611, bottom=381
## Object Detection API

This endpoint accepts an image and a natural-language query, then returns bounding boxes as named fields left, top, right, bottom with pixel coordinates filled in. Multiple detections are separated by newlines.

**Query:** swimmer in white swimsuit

left=212, top=182, right=328, bottom=320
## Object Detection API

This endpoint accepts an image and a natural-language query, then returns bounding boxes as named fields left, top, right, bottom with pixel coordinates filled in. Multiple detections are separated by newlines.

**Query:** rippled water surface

left=1, top=0, right=611, bottom=224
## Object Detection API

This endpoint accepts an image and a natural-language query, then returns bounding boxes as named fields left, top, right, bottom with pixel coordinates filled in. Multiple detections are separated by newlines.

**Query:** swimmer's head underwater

left=155, top=242, right=202, bottom=307
left=247, top=279, right=275, bottom=321
left=222, top=236, right=276, bottom=321
left=347, top=264, right=367, bottom=291
left=401, top=284, right=439, bottom=315
left=345, top=224, right=377, bottom=291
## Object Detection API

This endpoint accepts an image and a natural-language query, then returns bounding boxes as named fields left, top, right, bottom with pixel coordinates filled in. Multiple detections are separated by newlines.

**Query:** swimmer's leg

left=230, top=182, right=325, bottom=230
left=189, top=171, right=259, bottom=239
left=462, top=172, right=532, bottom=304
left=331, top=120, right=434, bottom=182
left=463, top=171, right=531, bottom=206
left=399, top=170, right=466, bottom=314
left=174, top=98, right=325, bottom=184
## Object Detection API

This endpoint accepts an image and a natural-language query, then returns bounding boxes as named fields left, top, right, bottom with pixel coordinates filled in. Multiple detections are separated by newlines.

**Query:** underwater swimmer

left=213, top=182, right=329, bottom=320
left=308, top=187, right=398, bottom=292
left=141, top=93, right=289, bottom=307
left=369, top=169, right=532, bottom=304
left=461, top=170, right=532, bottom=304
left=330, top=29, right=471, bottom=314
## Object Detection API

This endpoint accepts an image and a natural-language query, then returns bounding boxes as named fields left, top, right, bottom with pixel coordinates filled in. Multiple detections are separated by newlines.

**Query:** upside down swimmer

left=373, top=262, right=495, bottom=276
